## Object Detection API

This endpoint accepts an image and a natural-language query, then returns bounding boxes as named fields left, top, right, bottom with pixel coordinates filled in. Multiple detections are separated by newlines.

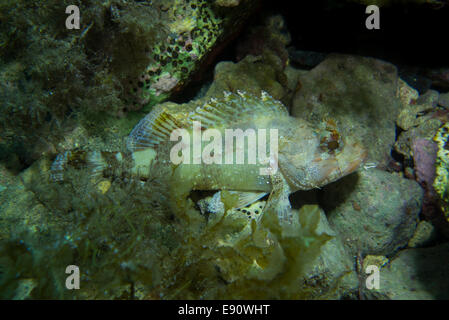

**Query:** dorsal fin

left=127, top=105, right=184, bottom=151
left=127, top=91, right=289, bottom=151
left=190, top=90, right=289, bottom=129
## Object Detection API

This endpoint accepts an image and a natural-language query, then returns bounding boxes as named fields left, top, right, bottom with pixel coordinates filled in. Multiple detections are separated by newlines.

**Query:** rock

left=284, top=65, right=308, bottom=92
left=301, top=208, right=359, bottom=299
left=292, top=54, right=401, bottom=167
left=411, top=138, right=440, bottom=222
left=394, top=84, right=449, bottom=162
left=396, top=102, right=436, bottom=131
left=412, top=138, right=438, bottom=191
left=394, top=118, right=442, bottom=160
left=398, top=67, right=432, bottom=94
left=236, top=14, right=290, bottom=66
left=416, top=89, right=439, bottom=107
left=362, top=255, right=389, bottom=270
left=394, top=84, right=444, bottom=161
left=205, top=14, right=294, bottom=103
left=397, top=78, right=419, bottom=110
left=396, top=87, right=439, bottom=131
left=205, top=55, right=286, bottom=102
left=407, top=221, right=436, bottom=248
left=438, top=92, right=449, bottom=109
left=404, top=167, right=415, bottom=180
left=377, top=243, right=449, bottom=299
left=320, top=168, right=422, bottom=257
left=282, top=65, right=309, bottom=111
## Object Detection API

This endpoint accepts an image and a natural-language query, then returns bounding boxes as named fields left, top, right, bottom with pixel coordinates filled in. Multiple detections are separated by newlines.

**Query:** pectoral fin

left=221, top=190, right=268, bottom=210
left=265, top=173, right=293, bottom=224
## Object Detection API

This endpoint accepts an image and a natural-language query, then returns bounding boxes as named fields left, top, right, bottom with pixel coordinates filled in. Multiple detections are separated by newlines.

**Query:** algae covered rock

left=394, top=83, right=446, bottom=161
left=320, top=168, right=422, bottom=257
left=433, top=122, right=449, bottom=222
left=0, top=155, right=351, bottom=299
left=205, top=56, right=287, bottom=102
left=407, top=221, right=436, bottom=248
left=292, top=54, right=401, bottom=167
left=377, top=243, right=449, bottom=299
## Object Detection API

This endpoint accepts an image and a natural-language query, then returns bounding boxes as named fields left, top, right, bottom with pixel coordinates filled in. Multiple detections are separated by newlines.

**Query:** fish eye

left=327, top=140, right=339, bottom=151
left=319, top=127, right=342, bottom=154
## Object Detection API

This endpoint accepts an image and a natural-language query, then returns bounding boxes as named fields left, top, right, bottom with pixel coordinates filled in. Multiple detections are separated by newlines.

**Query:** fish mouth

left=339, top=142, right=368, bottom=175
left=313, top=142, right=368, bottom=187
left=279, top=140, right=368, bottom=191
left=334, top=142, right=368, bottom=178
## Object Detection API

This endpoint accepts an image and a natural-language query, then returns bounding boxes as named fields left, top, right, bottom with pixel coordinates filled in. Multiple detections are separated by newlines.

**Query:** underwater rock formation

left=205, top=56, right=287, bottom=102
left=320, top=168, right=423, bottom=257
left=438, top=92, right=449, bottom=109
left=205, top=14, right=295, bottom=105
left=394, top=85, right=447, bottom=162
left=407, top=220, right=436, bottom=248
left=377, top=242, right=449, bottom=299
left=412, top=138, right=441, bottom=224
left=292, top=54, right=401, bottom=167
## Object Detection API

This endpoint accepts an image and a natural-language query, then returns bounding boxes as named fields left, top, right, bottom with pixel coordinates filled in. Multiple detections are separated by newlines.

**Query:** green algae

left=433, top=122, right=449, bottom=222
left=0, top=0, right=167, bottom=170
left=0, top=154, right=332, bottom=299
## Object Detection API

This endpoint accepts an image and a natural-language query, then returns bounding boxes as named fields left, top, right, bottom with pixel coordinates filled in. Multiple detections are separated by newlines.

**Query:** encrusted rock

left=378, top=243, right=449, bottom=299
left=292, top=54, right=401, bottom=167
left=395, top=119, right=442, bottom=160
left=320, top=168, right=422, bottom=257
left=205, top=55, right=286, bottom=102
left=438, top=92, right=449, bottom=109
left=407, top=221, right=436, bottom=248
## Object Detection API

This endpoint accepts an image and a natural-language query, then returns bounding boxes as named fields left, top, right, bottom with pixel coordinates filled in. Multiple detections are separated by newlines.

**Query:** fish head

left=278, top=120, right=368, bottom=191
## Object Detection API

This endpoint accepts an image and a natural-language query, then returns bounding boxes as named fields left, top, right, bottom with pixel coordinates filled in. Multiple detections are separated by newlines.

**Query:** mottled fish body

left=125, top=91, right=367, bottom=221
left=51, top=91, right=367, bottom=222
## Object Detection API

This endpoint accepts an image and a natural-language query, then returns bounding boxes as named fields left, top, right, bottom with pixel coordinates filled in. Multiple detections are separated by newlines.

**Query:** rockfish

left=51, top=91, right=367, bottom=222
